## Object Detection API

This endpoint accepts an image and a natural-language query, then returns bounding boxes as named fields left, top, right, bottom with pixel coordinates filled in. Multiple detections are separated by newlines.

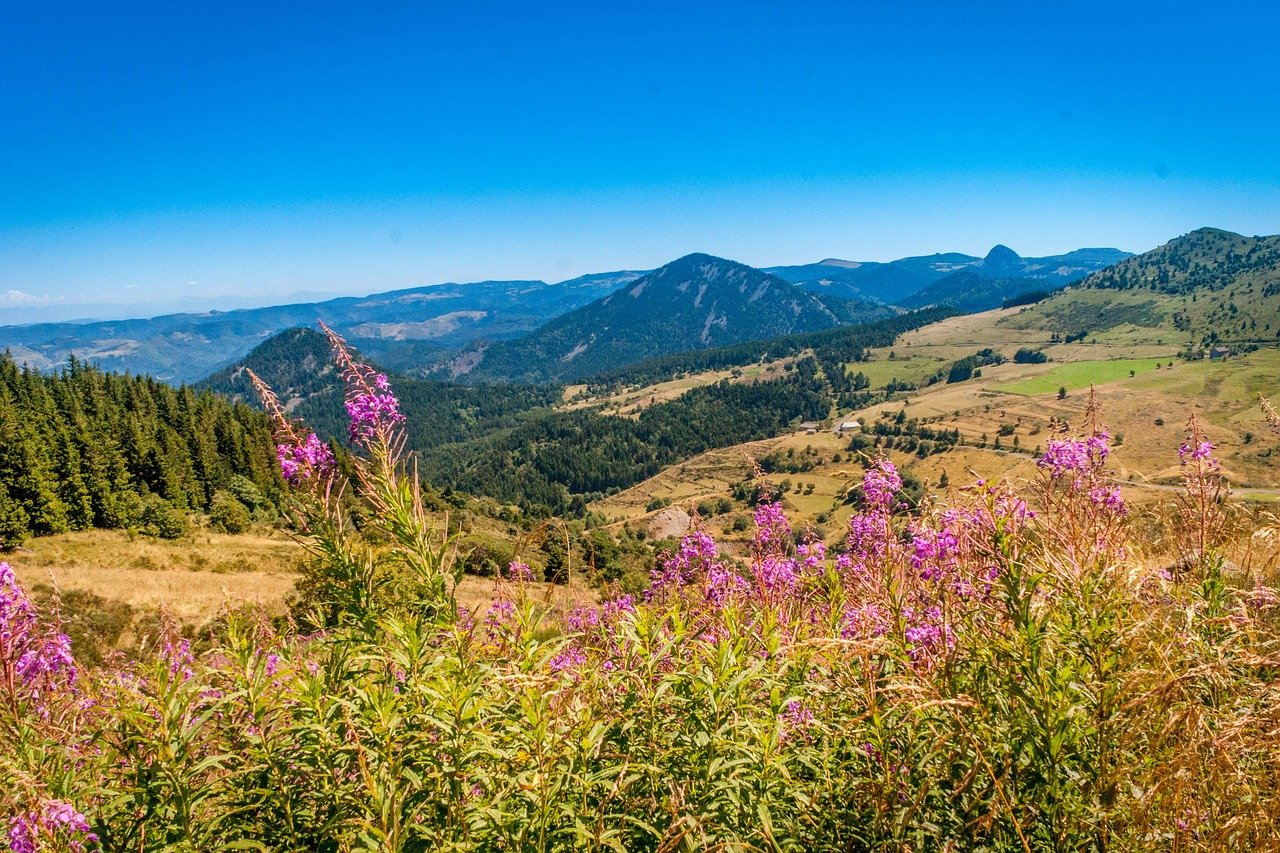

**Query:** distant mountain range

left=463, top=254, right=896, bottom=382
left=0, top=243, right=1128, bottom=383
left=766, top=245, right=1131, bottom=305
left=0, top=271, right=643, bottom=383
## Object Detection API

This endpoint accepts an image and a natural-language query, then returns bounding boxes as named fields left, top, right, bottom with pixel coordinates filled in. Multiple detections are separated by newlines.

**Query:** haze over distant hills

left=0, top=242, right=1128, bottom=383
left=0, top=271, right=643, bottom=383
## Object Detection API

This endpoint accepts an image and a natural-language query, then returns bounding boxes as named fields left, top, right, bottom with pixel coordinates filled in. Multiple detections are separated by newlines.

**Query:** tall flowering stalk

left=1175, top=412, right=1230, bottom=579
left=1261, top=393, right=1280, bottom=434
left=1034, top=390, right=1128, bottom=572
left=1, top=562, right=77, bottom=721
left=319, top=323, right=461, bottom=619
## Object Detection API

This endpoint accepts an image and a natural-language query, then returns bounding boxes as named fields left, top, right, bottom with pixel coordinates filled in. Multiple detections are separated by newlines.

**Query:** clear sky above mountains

left=3, top=0, right=1279, bottom=321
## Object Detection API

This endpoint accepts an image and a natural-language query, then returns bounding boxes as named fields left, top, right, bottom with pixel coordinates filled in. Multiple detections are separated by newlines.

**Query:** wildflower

left=163, top=638, right=195, bottom=682
left=779, top=700, right=815, bottom=742
left=1088, top=485, right=1126, bottom=514
left=1, top=562, right=78, bottom=715
left=753, top=502, right=792, bottom=549
left=549, top=644, right=587, bottom=674
left=345, top=381, right=405, bottom=443
left=601, top=594, right=635, bottom=621
left=757, top=555, right=799, bottom=596
left=1038, top=438, right=1090, bottom=479
left=483, top=599, right=517, bottom=641
left=1178, top=439, right=1218, bottom=467
left=6, top=801, right=97, bottom=853
left=566, top=606, right=601, bottom=632
left=861, top=459, right=902, bottom=509
left=276, top=433, right=335, bottom=484
left=505, top=561, right=534, bottom=582
left=648, top=531, right=721, bottom=599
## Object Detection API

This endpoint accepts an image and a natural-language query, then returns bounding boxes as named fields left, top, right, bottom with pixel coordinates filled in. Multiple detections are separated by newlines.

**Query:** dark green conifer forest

left=0, top=353, right=284, bottom=548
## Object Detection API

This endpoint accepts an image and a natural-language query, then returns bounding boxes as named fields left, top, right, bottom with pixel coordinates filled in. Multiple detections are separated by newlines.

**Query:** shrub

left=209, top=492, right=252, bottom=534
left=138, top=494, right=187, bottom=539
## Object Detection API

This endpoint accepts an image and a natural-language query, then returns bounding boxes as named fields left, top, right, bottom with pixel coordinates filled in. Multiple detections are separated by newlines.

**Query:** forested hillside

left=466, top=253, right=869, bottom=382
left=584, top=306, right=957, bottom=395
left=897, top=270, right=1051, bottom=312
left=0, top=354, right=285, bottom=548
left=210, top=308, right=955, bottom=517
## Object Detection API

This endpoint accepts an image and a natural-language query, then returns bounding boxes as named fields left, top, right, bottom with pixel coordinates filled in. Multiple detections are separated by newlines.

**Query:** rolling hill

left=464, top=253, right=895, bottom=382
left=997, top=228, right=1280, bottom=348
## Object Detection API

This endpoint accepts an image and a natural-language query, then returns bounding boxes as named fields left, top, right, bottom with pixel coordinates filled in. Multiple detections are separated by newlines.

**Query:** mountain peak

left=984, top=244, right=1021, bottom=264
left=468, top=254, right=865, bottom=381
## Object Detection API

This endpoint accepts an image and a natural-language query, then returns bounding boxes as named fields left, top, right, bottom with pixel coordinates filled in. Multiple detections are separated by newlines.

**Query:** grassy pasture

left=995, top=358, right=1166, bottom=395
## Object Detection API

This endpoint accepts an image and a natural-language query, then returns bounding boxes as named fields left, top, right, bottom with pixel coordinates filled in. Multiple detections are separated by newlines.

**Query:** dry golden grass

left=12, top=529, right=303, bottom=624
left=9, top=528, right=599, bottom=629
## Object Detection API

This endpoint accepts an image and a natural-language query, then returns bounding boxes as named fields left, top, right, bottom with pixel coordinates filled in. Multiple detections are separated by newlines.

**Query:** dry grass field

left=9, top=528, right=597, bottom=647
left=12, top=529, right=304, bottom=625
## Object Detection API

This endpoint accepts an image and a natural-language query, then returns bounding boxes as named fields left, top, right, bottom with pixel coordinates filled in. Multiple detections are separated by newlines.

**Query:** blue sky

left=3, top=0, right=1279, bottom=321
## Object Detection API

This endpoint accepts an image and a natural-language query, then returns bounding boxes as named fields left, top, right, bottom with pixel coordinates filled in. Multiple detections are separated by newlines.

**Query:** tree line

left=0, top=354, right=285, bottom=548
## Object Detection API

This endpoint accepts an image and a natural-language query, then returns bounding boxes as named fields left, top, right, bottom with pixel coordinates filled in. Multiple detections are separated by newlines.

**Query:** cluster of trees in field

left=0, top=354, right=285, bottom=548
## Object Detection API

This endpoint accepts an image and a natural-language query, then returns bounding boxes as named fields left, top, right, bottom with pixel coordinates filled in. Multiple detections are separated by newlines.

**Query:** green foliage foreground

left=3, top=332, right=1280, bottom=851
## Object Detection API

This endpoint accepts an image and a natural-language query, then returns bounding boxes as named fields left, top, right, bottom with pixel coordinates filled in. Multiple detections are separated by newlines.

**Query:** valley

left=6, top=226, right=1278, bottom=584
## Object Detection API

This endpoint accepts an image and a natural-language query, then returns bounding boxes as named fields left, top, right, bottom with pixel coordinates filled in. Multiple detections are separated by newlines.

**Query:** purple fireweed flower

left=757, top=555, right=799, bottom=596
left=1179, top=439, right=1218, bottom=466
left=796, top=539, right=826, bottom=571
left=861, top=459, right=902, bottom=509
left=844, top=511, right=892, bottom=572
left=601, top=594, right=635, bottom=621
left=648, top=531, right=722, bottom=599
left=505, top=560, right=534, bottom=582
left=1, top=562, right=79, bottom=715
left=265, top=653, right=280, bottom=677
left=276, top=432, right=335, bottom=484
left=566, top=606, right=601, bottom=633
left=549, top=644, right=587, bottom=674
left=753, top=502, right=791, bottom=550
left=1039, top=431, right=1111, bottom=484
left=7, top=815, right=35, bottom=853
left=163, top=638, right=195, bottom=682
left=7, top=801, right=97, bottom=853
left=1089, top=485, right=1127, bottom=514
left=345, top=380, right=405, bottom=443
left=703, top=566, right=748, bottom=607
left=1038, top=439, right=1090, bottom=478
left=482, top=599, right=517, bottom=643
left=841, top=602, right=888, bottom=639
left=903, top=605, right=950, bottom=662
left=910, top=525, right=959, bottom=582
left=779, top=700, right=815, bottom=743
